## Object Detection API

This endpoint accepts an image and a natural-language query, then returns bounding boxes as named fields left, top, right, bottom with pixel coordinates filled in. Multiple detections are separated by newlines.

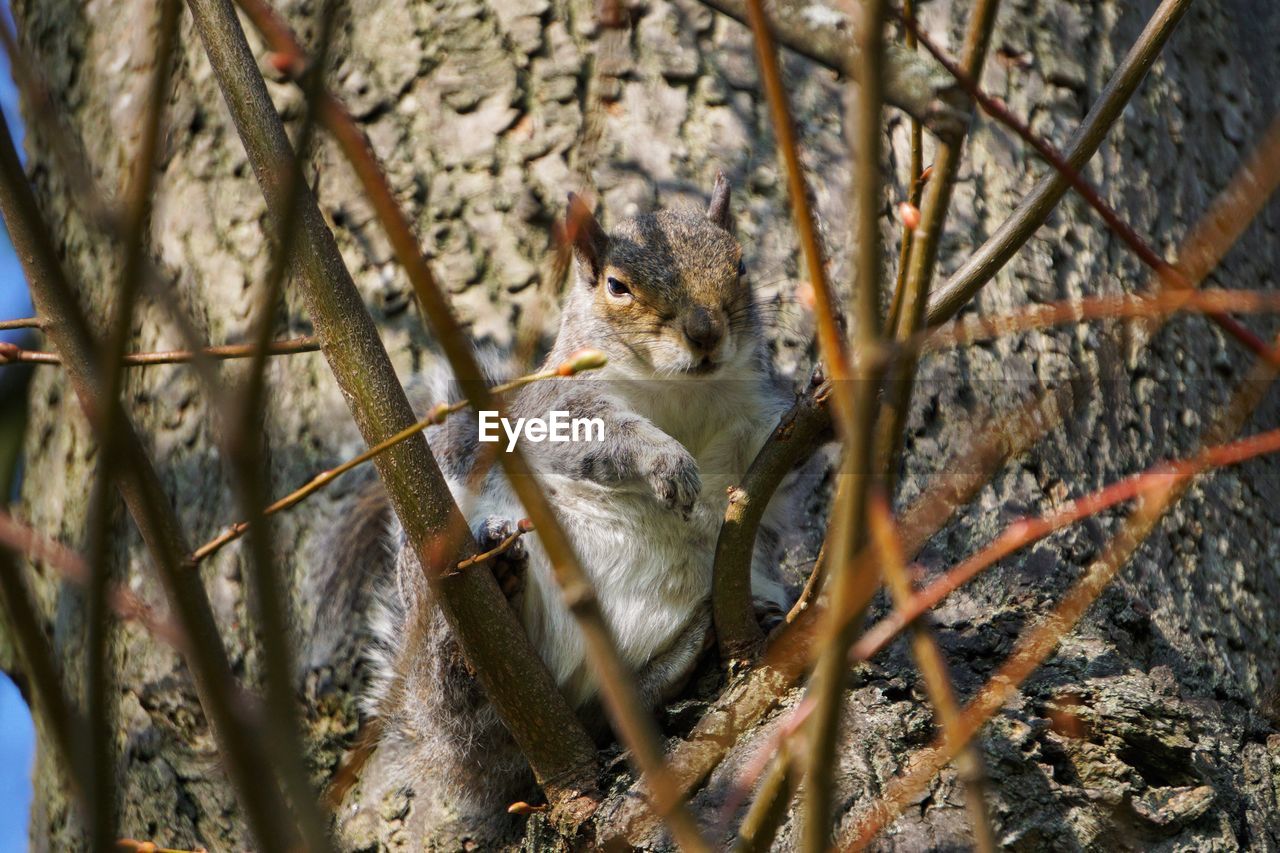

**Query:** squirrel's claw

left=475, top=516, right=528, bottom=600
left=645, top=449, right=701, bottom=519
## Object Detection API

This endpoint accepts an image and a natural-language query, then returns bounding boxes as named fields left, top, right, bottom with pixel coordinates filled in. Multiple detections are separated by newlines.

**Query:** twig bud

left=796, top=281, right=817, bottom=312
left=508, top=801, right=548, bottom=815
left=559, top=348, right=607, bottom=375
left=266, top=50, right=303, bottom=78
left=898, top=202, right=921, bottom=231
left=919, top=165, right=934, bottom=184
left=427, top=402, right=451, bottom=424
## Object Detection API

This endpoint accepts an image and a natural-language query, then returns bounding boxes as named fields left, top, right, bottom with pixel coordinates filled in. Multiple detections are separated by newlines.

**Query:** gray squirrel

left=313, top=173, right=807, bottom=824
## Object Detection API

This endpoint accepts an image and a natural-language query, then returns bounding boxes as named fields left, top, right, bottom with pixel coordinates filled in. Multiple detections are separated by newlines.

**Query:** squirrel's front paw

left=645, top=449, right=701, bottom=518
left=475, top=516, right=528, bottom=600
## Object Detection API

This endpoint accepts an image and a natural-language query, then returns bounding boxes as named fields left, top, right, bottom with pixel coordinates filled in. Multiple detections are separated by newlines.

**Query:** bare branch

left=884, top=0, right=927, bottom=334
left=914, top=288, right=1280, bottom=358
left=877, top=0, right=1003, bottom=490
left=741, top=0, right=855, bottom=434
left=905, top=10, right=1280, bottom=364
left=868, top=497, right=996, bottom=853
left=841, top=344, right=1280, bottom=849
left=713, top=378, right=832, bottom=662
left=230, top=0, right=713, bottom=839
left=0, top=512, right=183, bottom=650
left=185, top=0, right=605, bottom=821
left=800, top=0, right=890, bottom=837
left=83, top=4, right=181, bottom=842
left=0, top=548, right=84, bottom=807
left=695, top=0, right=970, bottom=140
left=190, top=354, right=604, bottom=564
left=0, top=109, right=300, bottom=849
left=927, top=0, right=1192, bottom=324
left=0, top=336, right=321, bottom=366
left=856, top=423, right=1280, bottom=663
left=602, top=385, right=1066, bottom=847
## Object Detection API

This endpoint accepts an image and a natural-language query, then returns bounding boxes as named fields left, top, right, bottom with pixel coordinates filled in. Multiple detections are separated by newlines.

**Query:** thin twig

left=713, top=378, right=832, bottom=661
left=926, top=0, right=1192, bottom=324
left=193, top=0, right=605, bottom=823
left=0, top=549, right=84, bottom=807
left=190, top=352, right=602, bottom=562
left=83, top=4, right=181, bottom=844
left=903, top=10, right=1278, bottom=364
left=799, top=0, right=889, bottom=840
left=218, top=2, right=344, bottom=848
left=234, top=0, right=708, bottom=837
left=0, top=13, right=235, bottom=394
left=855, top=424, right=1280, bottom=662
left=451, top=520, right=534, bottom=572
left=321, top=718, right=383, bottom=812
left=0, top=336, right=321, bottom=366
left=730, top=722, right=802, bottom=852
left=884, top=0, right=926, bottom=335
left=0, top=104, right=300, bottom=850
left=603, top=386, right=1066, bottom=847
left=841, top=339, right=1280, bottom=849
left=869, top=496, right=996, bottom=853
left=695, top=0, right=970, bottom=140
left=842, top=117, right=1280, bottom=839
left=0, top=512, right=183, bottom=649
left=914, top=288, right=1280, bottom=357
left=116, top=840, right=209, bottom=853
left=742, top=0, right=855, bottom=439
left=0, top=316, right=41, bottom=331
left=878, top=0, right=1003, bottom=491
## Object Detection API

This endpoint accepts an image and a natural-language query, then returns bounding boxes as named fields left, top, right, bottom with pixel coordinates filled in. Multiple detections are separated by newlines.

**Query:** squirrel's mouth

left=688, top=357, right=719, bottom=375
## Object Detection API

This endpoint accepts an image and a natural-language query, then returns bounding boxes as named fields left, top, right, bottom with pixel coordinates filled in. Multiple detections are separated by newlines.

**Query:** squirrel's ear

left=566, top=192, right=607, bottom=284
left=707, top=171, right=734, bottom=233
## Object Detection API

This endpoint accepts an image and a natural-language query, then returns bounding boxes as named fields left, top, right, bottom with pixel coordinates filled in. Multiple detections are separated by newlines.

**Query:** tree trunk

left=6, top=0, right=1280, bottom=849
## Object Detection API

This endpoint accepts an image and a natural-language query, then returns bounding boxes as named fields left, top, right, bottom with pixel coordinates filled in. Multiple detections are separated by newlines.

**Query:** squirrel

left=311, top=173, right=807, bottom=824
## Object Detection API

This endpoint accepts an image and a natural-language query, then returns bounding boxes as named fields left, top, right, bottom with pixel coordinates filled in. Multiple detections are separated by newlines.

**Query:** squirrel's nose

left=683, top=307, right=724, bottom=354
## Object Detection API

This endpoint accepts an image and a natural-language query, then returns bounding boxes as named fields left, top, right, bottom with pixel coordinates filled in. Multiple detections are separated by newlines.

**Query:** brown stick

left=841, top=361, right=1280, bottom=849
left=230, top=0, right=710, bottom=839
left=926, top=0, right=1192, bottom=325
left=856, top=423, right=1280, bottom=663
left=713, top=380, right=832, bottom=662
left=0, top=336, right=321, bottom=366
left=878, top=0, right=1003, bottom=493
left=904, top=11, right=1277, bottom=364
left=798, top=0, right=890, bottom=839
left=184, top=0, right=604, bottom=825
left=602, top=381, right=1069, bottom=850
left=869, top=497, right=997, bottom=853
left=0, top=102, right=301, bottom=853
left=190, top=354, right=602, bottom=563
left=694, top=0, right=970, bottom=141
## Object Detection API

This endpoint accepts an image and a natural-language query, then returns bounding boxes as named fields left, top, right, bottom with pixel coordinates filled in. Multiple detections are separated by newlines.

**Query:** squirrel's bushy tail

left=302, top=466, right=395, bottom=674
left=363, top=529, right=533, bottom=818
left=301, top=345, right=535, bottom=820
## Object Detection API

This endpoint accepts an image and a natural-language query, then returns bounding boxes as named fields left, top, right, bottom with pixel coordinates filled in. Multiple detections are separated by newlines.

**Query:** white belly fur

left=457, top=379, right=789, bottom=708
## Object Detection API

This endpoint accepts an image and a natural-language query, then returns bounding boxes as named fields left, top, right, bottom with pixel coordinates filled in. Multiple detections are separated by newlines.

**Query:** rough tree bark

left=4, top=0, right=1279, bottom=849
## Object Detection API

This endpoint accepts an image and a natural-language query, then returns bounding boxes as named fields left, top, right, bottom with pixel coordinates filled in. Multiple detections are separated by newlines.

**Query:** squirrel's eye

left=737, top=259, right=746, bottom=277
left=606, top=276, right=631, bottom=298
